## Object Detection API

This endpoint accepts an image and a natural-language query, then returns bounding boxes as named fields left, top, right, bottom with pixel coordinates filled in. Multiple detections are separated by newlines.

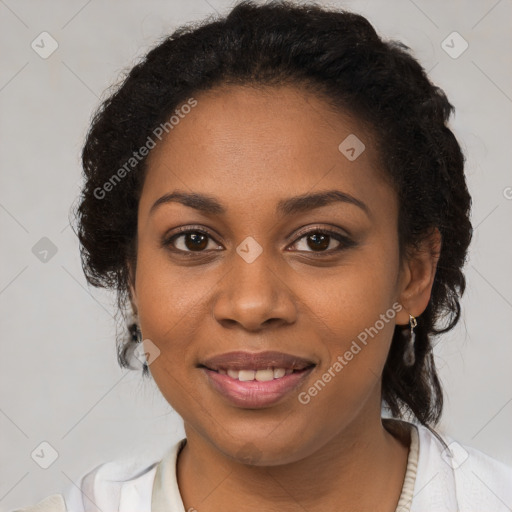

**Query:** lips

left=199, top=350, right=316, bottom=372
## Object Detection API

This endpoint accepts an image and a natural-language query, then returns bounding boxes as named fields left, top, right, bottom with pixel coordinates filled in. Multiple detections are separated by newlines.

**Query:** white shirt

left=14, top=419, right=512, bottom=511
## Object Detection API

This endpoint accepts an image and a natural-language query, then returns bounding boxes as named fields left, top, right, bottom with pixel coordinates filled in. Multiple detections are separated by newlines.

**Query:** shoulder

left=12, top=443, right=184, bottom=512
left=12, top=493, right=67, bottom=512
left=412, top=421, right=512, bottom=511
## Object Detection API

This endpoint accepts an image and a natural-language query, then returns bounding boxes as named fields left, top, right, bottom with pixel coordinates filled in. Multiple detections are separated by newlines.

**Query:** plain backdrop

left=1, top=0, right=511, bottom=509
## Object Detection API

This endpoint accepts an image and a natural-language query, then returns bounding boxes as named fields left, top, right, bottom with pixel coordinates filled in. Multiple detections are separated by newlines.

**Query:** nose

left=212, top=250, right=298, bottom=332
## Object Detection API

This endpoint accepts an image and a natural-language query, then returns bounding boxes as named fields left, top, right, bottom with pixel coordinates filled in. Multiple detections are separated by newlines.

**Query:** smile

left=219, top=367, right=294, bottom=381
left=201, top=365, right=315, bottom=408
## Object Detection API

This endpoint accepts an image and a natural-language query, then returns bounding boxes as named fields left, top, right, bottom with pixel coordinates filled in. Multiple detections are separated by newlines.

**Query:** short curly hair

left=75, top=0, right=472, bottom=428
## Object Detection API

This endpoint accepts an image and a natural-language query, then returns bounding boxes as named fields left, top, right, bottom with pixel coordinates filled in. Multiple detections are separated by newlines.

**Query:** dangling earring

left=135, top=324, right=143, bottom=343
left=128, top=314, right=143, bottom=344
left=403, top=314, right=417, bottom=366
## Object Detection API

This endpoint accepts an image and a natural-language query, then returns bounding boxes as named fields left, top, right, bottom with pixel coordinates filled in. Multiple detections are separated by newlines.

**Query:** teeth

left=221, top=367, right=296, bottom=381
left=239, top=370, right=255, bottom=381
left=255, top=369, right=274, bottom=381
left=227, top=369, right=239, bottom=379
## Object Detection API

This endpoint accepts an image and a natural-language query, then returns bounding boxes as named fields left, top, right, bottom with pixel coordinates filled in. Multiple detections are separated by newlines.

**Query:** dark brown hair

left=75, top=0, right=472, bottom=428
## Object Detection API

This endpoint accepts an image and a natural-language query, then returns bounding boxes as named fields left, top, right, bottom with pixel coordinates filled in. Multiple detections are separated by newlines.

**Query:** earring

left=135, top=324, right=143, bottom=343
left=129, top=314, right=143, bottom=344
left=403, top=314, right=417, bottom=367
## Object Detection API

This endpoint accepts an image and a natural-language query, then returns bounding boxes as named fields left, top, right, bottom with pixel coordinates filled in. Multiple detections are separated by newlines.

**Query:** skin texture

left=129, top=84, right=441, bottom=511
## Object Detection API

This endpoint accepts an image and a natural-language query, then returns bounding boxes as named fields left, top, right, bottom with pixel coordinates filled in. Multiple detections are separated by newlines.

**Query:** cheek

left=300, top=280, right=396, bottom=397
left=134, top=239, right=207, bottom=334
left=296, top=235, right=400, bottom=398
left=134, top=252, right=206, bottom=416
left=292, top=276, right=400, bottom=447
left=133, top=239, right=223, bottom=410
left=303, top=235, right=400, bottom=344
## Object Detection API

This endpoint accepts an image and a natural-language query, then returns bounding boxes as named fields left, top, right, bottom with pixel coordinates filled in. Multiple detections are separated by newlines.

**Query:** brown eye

left=181, top=232, right=209, bottom=251
left=304, top=232, right=331, bottom=251
left=163, top=226, right=355, bottom=256
left=165, top=228, right=222, bottom=253
left=291, top=229, right=354, bottom=254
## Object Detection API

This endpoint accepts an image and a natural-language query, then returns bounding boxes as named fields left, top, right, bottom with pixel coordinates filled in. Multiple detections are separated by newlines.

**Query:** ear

left=395, top=227, right=442, bottom=326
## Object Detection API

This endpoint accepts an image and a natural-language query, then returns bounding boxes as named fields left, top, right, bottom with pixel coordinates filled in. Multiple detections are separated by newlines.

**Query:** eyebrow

left=149, top=189, right=371, bottom=218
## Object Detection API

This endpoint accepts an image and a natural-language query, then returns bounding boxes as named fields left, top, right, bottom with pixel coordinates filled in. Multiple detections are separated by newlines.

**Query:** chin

left=213, top=432, right=313, bottom=467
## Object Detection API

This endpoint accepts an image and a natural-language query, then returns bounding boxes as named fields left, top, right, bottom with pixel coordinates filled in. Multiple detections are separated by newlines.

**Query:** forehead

left=140, top=84, right=392, bottom=219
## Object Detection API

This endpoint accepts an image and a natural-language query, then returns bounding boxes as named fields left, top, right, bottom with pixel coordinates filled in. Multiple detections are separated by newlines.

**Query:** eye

left=162, top=225, right=355, bottom=255
left=289, top=227, right=355, bottom=254
left=163, top=226, right=223, bottom=254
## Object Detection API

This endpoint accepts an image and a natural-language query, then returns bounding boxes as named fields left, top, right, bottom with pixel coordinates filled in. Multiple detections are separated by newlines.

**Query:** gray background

left=1, top=0, right=511, bottom=509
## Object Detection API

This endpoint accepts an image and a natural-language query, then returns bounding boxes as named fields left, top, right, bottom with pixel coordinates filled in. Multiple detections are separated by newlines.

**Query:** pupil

left=308, top=233, right=329, bottom=251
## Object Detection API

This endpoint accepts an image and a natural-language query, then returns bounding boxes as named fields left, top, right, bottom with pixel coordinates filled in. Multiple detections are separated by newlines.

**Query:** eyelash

left=162, top=225, right=356, bottom=257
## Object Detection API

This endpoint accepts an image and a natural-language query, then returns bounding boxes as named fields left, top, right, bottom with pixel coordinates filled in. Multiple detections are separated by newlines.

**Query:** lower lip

left=201, top=367, right=315, bottom=408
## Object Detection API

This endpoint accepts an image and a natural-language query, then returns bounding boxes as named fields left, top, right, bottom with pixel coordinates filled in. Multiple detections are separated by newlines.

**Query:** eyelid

left=290, top=224, right=352, bottom=242
left=286, top=225, right=356, bottom=255
left=163, top=225, right=223, bottom=251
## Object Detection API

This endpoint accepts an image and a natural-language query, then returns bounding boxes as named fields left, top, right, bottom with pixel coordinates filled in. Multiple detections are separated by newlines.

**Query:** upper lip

left=200, top=351, right=316, bottom=371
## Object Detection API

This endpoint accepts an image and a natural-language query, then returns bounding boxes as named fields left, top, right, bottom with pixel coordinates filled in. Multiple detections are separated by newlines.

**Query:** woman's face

left=130, top=84, right=413, bottom=464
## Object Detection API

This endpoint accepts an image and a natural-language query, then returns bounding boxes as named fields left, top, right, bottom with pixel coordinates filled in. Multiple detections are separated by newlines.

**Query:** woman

left=16, top=1, right=512, bottom=511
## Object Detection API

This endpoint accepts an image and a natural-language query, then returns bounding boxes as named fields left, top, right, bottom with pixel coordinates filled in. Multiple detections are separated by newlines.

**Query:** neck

left=176, top=409, right=411, bottom=512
